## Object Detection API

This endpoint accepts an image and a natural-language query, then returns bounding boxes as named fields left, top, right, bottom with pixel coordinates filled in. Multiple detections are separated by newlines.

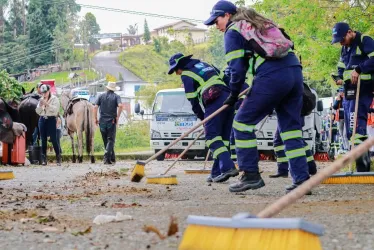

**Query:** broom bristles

left=184, top=169, right=211, bottom=174
left=179, top=216, right=323, bottom=250
left=0, top=171, right=14, bottom=180
left=146, top=175, right=178, bottom=185
left=130, top=161, right=145, bottom=183
left=322, top=172, right=374, bottom=184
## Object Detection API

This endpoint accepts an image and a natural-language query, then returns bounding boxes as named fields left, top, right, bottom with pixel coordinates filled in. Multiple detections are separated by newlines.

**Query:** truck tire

left=155, top=150, right=165, bottom=161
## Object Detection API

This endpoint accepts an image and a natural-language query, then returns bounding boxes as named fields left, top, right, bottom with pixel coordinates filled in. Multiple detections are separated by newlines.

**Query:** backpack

left=301, top=83, right=316, bottom=116
left=233, top=20, right=294, bottom=59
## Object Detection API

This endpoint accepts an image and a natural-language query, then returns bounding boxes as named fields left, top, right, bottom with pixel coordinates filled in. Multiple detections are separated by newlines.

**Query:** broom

left=179, top=135, right=374, bottom=250
left=130, top=87, right=251, bottom=182
left=184, top=149, right=211, bottom=174
left=322, top=77, right=374, bottom=184
left=146, top=130, right=205, bottom=185
left=0, top=171, right=14, bottom=180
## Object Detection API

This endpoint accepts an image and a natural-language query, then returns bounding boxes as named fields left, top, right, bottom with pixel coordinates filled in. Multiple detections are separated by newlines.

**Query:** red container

left=2, top=132, right=26, bottom=165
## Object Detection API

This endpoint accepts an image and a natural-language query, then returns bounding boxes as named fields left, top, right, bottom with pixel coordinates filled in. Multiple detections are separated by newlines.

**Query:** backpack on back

left=233, top=20, right=293, bottom=59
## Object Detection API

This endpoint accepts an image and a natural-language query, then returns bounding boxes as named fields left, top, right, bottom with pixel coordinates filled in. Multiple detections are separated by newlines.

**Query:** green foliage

left=119, top=45, right=179, bottom=85
left=153, top=38, right=161, bottom=53
left=252, top=0, right=374, bottom=94
left=118, top=72, right=124, bottom=81
left=207, top=28, right=225, bottom=69
left=0, top=69, right=23, bottom=101
left=29, top=69, right=98, bottom=86
left=60, top=121, right=150, bottom=154
left=143, top=19, right=151, bottom=43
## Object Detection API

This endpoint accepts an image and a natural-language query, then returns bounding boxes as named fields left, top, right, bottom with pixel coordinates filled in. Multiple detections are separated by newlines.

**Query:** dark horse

left=18, top=87, right=40, bottom=147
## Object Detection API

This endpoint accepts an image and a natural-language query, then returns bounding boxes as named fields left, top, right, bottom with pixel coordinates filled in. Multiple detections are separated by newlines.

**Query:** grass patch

left=24, top=69, right=99, bottom=87
left=59, top=120, right=150, bottom=154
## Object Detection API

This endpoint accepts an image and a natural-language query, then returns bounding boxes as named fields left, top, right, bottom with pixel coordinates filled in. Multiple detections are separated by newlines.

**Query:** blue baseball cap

left=331, top=22, right=350, bottom=44
left=168, top=53, right=193, bottom=75
left=204, top=1, right=237, bottom=26
left=337, top=87, right=344, bottom=93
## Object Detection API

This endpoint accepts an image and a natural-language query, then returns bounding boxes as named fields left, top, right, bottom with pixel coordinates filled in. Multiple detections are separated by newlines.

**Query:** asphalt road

left=1, top=160, right=374, bottom=250
left=91, top=51, right=142, bottom=82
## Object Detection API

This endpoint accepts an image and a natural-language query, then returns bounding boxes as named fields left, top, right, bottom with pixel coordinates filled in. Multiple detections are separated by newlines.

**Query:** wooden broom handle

left=203, top=149, right=211, bottom=170
left=163, top=130, right=205, bottom=175
left=257, top=136, right=374, bottom=219
left=145, top=87, right=250, bottom=164
left=349, top=77, right=361, bottom=171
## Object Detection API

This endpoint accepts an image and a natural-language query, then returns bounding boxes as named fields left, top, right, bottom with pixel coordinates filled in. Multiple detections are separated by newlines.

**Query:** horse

left=18, top=87, right=40, bottom=147
left=60, top=91, right=95, bottom=163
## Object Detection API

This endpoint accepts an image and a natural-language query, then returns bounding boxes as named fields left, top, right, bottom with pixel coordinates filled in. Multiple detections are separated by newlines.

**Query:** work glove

left=223, top=94, right=238, bottom=106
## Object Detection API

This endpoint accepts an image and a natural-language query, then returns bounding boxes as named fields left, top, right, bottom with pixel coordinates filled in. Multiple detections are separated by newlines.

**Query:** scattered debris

left=111, top=203, right=141, bottom=208
left=71, top=226, right=92, bottom=236
left=93, top=212, right=133, bottom=225
left=43, top=238, right=56, bottom=243
left=42, top=227, right=61, bottom=233
left=143, top=216, right=178, bottom=240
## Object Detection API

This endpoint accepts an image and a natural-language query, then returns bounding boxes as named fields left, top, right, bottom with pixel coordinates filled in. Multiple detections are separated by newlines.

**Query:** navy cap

left=336, top=87, right=344, bottom=93
left=168, top=53, right=192, bottom=75
left=331, top=22, right=350, bottom=44
left=204, top=1, right=237, bottom=26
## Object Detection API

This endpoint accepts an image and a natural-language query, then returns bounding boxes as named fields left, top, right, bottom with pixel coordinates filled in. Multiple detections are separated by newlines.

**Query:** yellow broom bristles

left=322, top=175, right=374, bottom=184
left=130, top=161, right=145, bottom=183
left=184, top=169, right=211, bottom=174
left=179, top=226, right=321, bottom=250
left=0, top=171, right=15, bottom=180
left=146, top=175, right=178, bottom=185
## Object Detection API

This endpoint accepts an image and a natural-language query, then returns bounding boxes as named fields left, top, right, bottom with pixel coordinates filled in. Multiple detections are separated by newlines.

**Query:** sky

left=77, top=0, right=236, bottom=34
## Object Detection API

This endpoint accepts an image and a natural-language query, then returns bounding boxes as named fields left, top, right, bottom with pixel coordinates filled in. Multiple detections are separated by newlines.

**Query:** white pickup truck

left=146, top=88, right=207, bottom=161
left=255, top=89, right=325, bottom=156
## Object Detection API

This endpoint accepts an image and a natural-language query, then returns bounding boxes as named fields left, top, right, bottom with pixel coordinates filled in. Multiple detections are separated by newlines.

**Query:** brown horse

left=61, top=91, right=95, bottom=163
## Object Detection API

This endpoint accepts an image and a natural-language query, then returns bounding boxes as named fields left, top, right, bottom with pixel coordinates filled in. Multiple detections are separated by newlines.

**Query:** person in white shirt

left=35, top=84, right=61, bottom=166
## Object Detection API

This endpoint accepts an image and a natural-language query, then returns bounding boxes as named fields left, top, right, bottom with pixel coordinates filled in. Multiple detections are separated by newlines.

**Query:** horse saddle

left=65, top=97, right=88, bottom=117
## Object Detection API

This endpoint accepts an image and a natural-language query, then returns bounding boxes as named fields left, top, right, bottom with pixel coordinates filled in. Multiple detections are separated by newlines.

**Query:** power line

left=0, top=40, right=55, bottom=61
left=1, top=44, right=64, bottom=68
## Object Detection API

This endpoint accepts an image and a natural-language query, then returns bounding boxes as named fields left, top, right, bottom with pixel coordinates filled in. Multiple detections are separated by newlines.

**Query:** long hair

left=230, top=7, right=275, bottom=33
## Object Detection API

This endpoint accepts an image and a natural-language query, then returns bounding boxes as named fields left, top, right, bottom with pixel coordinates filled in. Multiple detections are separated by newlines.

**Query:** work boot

left=212, top=168, right=239, bottom=183
left=308, top=161, right=318, bottom=175
left=356, top=151, right=371, bottom=172
left=229, top=171, right=265, bottom=193
left=269, top=172, right=288, bottom=178
left=285, top=179, right=312, bottom=195
left=103, top=158, right=112, bottom=165
left=56, top=155, right=62, bottom=166
left=206, top=176, right=213, bottom=183
left=41, top=154, right=47, bottom=166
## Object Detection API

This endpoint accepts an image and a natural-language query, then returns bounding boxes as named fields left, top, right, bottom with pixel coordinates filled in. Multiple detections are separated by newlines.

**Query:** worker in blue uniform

left=331, top=22, right=374, bottom=172
left=271, top=117, right=317, bottom=178
left=168, top=53, right=239, bottom=182
left=205, top=1, right=310, bottom=194
left=222, top=67, right=249, bottom=163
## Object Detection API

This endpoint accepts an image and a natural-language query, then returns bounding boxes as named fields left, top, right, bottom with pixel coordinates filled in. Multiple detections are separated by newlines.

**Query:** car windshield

left=153, top=91, right=193, bottom=114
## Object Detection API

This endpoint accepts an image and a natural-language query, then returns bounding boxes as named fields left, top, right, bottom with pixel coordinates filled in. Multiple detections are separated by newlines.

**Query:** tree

left=127, top=24, right=138, bottom=35
left=143, top=19, right=151, bottom=43
left=0, top=0, right=9, bottom=43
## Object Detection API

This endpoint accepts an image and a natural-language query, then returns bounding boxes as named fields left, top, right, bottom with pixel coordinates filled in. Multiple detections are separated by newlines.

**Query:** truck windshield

left=153, top=92, right=194, bottom=114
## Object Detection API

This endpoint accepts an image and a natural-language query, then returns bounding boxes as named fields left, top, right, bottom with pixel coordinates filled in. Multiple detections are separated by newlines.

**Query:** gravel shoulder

left=1, top=160, right=374, bottom=250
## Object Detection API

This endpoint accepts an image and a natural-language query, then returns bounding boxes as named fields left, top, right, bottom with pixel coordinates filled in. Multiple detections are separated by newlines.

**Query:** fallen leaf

left=348, top=232, right=353, bottom=240
left=43, top=238, right=56, bottom=243
left=71, top=226, right=92, bottom=236
left=143, top=225, right=166, bottom=240
left=167, top=216, right=178, bottom=236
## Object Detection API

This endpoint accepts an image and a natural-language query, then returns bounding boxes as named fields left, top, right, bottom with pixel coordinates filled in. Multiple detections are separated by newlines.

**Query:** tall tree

left=143, top=19, right=150, bottom=43
left=0, top=0, right=8, bottom=43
